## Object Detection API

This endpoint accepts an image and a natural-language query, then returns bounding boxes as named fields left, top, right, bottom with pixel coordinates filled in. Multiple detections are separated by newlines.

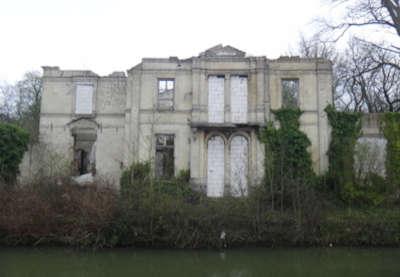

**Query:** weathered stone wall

left=20, top=45, right=334, bottom=192
left=19, top=67, right=127, bottom=185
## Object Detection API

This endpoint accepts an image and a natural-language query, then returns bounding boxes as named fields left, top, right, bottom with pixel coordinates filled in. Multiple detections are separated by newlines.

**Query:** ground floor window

left=206, top=134, right=249, bottom=197
left=73, top=132, right=96, bottom=176
left=155, top=134, right=175, bottom=179
left=207, top=135, right=225, bottom=197
left=230, top=135, right=248, bottom=196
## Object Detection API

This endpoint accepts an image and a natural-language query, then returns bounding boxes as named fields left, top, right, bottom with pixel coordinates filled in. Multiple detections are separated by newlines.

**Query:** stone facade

left=20, top=45, right=333, bottom=195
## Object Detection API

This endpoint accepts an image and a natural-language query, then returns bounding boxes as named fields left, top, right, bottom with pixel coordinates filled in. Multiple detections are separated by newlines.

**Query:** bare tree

left=321, top=1, right=400, bottom=46
left=0, top=83, right=18, bottom=122
left=335, top=38, right=400, bottom=112
left=292, top=34, right=400, bottom=112
left=0, top=71, right=42, bottom=142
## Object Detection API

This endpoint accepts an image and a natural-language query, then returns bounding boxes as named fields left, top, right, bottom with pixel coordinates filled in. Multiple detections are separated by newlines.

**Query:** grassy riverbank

left=1, top=177, right=399, bottom=249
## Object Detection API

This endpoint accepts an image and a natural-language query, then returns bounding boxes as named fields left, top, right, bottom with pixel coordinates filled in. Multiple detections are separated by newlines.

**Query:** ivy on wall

left=260, top=108, right=315, bottom=211
left=325, top=105, right=394, bottom=207
left=261, top=108, right=314, bottom=181
left=325, top=105, right=362, bottom=190
left=381, top=113, right=400, bottom=188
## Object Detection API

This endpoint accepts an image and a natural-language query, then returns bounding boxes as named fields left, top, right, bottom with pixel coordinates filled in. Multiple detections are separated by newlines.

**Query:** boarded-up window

left=230, top=136, right=248, bottom=196
left=207, top=136, right=225, bottom=197
left=75, top=84, right=94, bottom=114
left=158, top=79, right=174, bottom=109
left=282, top=79, right=299, bottom=108
left=208, top=76, right=225, bottom=123
left=230, top=76, right=248, bottom=123
left=155, top=134, right=174, bottom=178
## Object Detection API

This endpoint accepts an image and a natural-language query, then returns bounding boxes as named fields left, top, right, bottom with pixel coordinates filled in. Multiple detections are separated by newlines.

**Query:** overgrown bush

left=0, top=178, right=117, bottom=247
left=0, top=123, right=29, bottom=185
left=320, top=209, right=400, bottom=246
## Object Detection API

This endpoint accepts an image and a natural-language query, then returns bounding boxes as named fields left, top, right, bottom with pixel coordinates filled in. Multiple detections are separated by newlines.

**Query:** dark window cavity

left=155, top=134, right=174, bottom=178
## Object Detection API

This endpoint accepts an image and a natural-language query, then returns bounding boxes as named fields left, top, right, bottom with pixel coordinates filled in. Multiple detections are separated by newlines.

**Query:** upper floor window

left=75, top=84, right=94, bottom=114
left=230, top=75, right=248, bottom=123
left=158, top=79, right=174, bottom=109
left=208, top=75, right=225, bottom=123
left=281, top=79, right=299, bottom=108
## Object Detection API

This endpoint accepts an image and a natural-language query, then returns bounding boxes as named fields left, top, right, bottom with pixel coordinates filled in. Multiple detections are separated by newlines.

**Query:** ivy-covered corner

left=381, top=113, right=400, bottom=188
left=324, top=105, right=362, bottom=190
left=259, top=108, right=315, bottom=211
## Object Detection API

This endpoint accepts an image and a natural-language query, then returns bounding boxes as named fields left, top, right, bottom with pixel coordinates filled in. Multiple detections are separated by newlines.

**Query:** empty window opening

left=230, top=76, right=248, bottom=123
left=207, top=135, right=225, bottom=197
left=208, top=76, right=225, bottom=123
left=73, top=132, right=96, bottom=176
left=75, top=149, right=89, bottom=175
left=230, top=136, right=248, bottom=196
left=282, top=79, right=299, bottom=108
left=158, top=79, right=175, bottom=109
left=75, top=84, right=94, bottom=114
left=354, top=137, right=387, bottom=179
left=155, top=134, right=175, bottom=179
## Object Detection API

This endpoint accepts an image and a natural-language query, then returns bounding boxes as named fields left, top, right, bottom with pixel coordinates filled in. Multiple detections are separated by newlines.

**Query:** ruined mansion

left=20, top=45, right=334, bottom=197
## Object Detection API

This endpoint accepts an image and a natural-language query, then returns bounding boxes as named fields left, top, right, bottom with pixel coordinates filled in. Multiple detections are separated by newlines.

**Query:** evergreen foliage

left=0, top=123, right=29, bottom=185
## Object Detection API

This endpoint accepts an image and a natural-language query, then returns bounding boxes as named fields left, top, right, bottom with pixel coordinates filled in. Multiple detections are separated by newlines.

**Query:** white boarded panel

left=230, top=136, right=248, bottom=196
left=230, top=76, right=248, bottom=123
left=75, top=84, right=93, bottom=114
left=207, top=136, right=225, bottom=197
left=208, top=76, right=225, bottom=123
left=354, top=137, right=387, bottom=177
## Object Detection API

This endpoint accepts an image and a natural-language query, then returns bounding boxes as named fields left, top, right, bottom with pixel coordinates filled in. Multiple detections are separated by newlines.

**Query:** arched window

left=207, top=135, right=225, bottom=197
left=230, top=135, right=248, bottom=196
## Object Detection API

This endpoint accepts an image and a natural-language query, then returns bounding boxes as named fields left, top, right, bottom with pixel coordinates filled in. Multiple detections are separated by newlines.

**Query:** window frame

left=155, top=133, right=175, bottom=179
left=207, top=75, right=226, bottom=123
left=230, top=74, right=248, bottom=123
left=157, top=78, right=175, bottom=111
left=74, top=82, right=95, bottom=116
left=281, top=78, right=300, bottom=108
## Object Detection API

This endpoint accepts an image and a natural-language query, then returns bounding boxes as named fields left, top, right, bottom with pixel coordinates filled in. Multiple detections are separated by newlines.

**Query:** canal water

left=1, top=247, right=399, bottom=276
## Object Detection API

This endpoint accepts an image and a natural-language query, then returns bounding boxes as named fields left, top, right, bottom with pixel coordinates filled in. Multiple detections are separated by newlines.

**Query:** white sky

left=0, top=0, right=334, bottom=83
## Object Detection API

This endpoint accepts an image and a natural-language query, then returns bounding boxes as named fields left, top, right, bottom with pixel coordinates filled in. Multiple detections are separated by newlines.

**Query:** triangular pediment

left=199, top=44, right=246, bottom=58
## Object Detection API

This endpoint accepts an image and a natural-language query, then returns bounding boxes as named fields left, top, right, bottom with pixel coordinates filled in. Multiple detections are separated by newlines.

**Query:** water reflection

left=0, top=247, right=399, bottom=277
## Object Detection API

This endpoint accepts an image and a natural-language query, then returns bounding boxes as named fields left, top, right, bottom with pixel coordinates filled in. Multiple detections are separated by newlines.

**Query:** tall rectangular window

left=75, top=84, right=94, bottom=114
left=230, top=75, right=248, bottom=123
left=155, top=134, right=174, bottom=179
left=208, top=75, right=225, bottom=123
left=158, top=79, right=174, bottom=109
left=281, top=79, right=299, bottom=108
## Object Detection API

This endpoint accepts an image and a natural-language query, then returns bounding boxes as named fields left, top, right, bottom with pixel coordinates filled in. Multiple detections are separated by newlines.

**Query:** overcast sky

left=0, top=0, right=336, bottom=83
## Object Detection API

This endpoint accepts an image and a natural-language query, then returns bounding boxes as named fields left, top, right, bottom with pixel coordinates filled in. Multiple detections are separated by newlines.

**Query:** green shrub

left=0, top=123, right=29, bottom=185
left=320, top=209, right=400, bottom=246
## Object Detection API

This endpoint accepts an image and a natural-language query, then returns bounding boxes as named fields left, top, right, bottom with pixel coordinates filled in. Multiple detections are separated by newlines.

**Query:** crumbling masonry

left=20, top=45, right=336, bottom=196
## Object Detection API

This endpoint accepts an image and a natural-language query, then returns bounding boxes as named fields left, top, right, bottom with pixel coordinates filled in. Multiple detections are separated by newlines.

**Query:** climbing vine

left=325, top=105, right=362, bottom=190
left=260, top=108, right=315, bottom=211
left=381, top=113, right=400, bottom=188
